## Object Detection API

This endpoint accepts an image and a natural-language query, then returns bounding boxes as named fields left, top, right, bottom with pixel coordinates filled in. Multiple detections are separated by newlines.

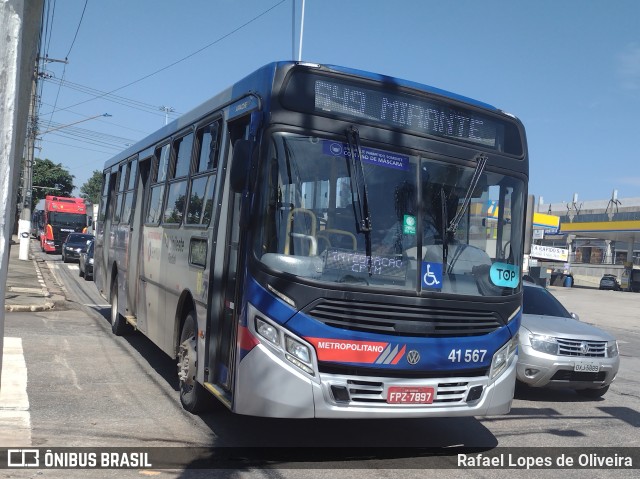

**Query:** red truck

left=40, top=196, right=88, bottom=253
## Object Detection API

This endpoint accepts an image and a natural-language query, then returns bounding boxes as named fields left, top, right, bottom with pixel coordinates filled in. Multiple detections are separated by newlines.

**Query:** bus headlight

left=490, top=334, right=518, bottom=379
left=285, top=336, right=311, bottom=363
left=249, top=303, right=316, bottom=377
left=255, top=317, right=279, bottom=345
left=285, top=336, right=314, bottom=375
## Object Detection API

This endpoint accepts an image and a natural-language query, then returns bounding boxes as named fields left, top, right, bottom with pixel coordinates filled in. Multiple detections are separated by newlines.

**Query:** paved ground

left=1, top=236, right=66, bottom=448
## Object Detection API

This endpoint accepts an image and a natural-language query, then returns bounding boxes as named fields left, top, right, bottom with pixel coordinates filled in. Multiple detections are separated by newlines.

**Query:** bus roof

left=104, top=61, right=512, bottom=170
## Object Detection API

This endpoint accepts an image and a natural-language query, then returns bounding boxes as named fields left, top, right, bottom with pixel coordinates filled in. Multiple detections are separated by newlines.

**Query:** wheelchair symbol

left=423, top=264, right=441, bottom=286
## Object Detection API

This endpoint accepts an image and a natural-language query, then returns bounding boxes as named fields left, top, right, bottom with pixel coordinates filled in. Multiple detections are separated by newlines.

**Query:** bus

left=31, top=209, right=44, bottom=239
left=40, top=195, right=88, bottom=253
left=95, top=61, right=528, bottom=418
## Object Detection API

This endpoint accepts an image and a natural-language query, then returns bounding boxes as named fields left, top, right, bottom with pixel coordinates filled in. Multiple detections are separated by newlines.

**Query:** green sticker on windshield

left=403, top=215, right=416, bottom=235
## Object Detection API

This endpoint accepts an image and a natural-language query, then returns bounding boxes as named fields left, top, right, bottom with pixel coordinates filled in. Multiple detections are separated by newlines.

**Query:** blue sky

left=37, top=0, right=640, bottom=205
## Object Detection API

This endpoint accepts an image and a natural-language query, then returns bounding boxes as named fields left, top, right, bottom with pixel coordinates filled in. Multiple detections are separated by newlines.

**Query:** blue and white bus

left=95, top=61, right=528, bottom=418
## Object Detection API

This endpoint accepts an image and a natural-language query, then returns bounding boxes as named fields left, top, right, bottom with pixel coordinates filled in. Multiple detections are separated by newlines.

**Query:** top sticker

left=490, top=262, right=520, bottom=288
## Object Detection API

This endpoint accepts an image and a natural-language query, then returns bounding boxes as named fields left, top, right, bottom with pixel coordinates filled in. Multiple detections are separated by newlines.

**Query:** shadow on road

left=92, top=305, right=499, bottom=469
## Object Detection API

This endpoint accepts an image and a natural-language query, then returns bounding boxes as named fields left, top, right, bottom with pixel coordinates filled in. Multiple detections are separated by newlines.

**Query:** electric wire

left=45, top=0, right=89, bottom=134
left=42, top=77, right=182, bottom=118
left=56, top=0, right=287, bottom=113
left=65, top=0, right=88, bottom=58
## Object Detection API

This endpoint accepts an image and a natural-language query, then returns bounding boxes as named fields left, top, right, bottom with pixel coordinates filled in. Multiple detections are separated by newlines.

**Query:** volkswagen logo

left=580, top=342, right=590, bottom=355
left=407, top=350, right=420, bottom=365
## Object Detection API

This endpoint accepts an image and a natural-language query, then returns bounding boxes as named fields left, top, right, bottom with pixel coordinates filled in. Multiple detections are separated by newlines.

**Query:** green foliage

left=31, top=158, right=75, bottom=209
left=80, top=170, right=103, bottom=205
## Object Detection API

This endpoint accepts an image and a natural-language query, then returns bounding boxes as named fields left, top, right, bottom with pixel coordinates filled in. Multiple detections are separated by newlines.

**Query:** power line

left=65, top=0, right=88, bottom=58
left=39, top=101, right=152, bottom=136
left=42, top=139, right=123, bottom=156
left=46, top=0, right=88, bottom=126
left=48, top=131, right=129, bottom=151
left=39, top=120, right=135, bottom=143
left=57, top=0, right=287, bottom=113
left=42, top=77, right=182, bottom=117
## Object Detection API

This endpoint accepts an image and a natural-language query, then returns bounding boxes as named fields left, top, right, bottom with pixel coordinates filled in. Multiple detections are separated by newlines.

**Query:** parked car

left=599, top=274, right=621, bottom=291
left=61, top=233, right=94, bottom=263
left=517, top=282, right=619, bottom=398
left=79, top=239, right=94, bottom=281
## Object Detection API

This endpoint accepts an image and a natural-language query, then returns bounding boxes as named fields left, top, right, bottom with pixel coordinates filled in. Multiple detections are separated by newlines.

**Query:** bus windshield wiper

left=447, top=153, right=488, bottom=236
left=441, top=187, right=449, bottom=272
left=345, top=126, right=373, bottom=274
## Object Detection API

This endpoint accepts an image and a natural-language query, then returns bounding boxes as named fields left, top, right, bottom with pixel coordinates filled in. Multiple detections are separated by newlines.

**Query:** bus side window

left=98, top=171, right=109, bottom=222
left=172, top=132, right=194, bottom=179
left=163, top=181, right=187, bottom=224
left=146, top=185, right=165, bottom=224
left=156, top=144, right=170, bottom=182
left=185, top=120, right=221, bottom=226
left=196, top=121, right=220, bottom=173
left=122, top=158, right=138, bottom=224
left=146, top=144, right=169, bottom=225
left=113, top=163, right=127, bottom=223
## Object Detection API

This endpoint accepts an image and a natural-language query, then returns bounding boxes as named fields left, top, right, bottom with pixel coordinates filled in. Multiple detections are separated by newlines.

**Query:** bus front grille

left=306, top=298, right=502, bottom=337
left=331, top=379, right=470, bottom=405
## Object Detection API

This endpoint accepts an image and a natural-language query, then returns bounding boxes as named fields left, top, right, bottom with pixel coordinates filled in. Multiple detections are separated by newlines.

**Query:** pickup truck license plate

left=387, top=386, right=434, bottom=404
left=574, top=362, right=599, bottom=372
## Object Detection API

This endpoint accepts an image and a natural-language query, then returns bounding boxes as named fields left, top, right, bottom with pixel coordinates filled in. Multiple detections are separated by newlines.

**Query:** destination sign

left=315, top=79, right=498, bottom=148
left=280, top=71, right=523, bottom=155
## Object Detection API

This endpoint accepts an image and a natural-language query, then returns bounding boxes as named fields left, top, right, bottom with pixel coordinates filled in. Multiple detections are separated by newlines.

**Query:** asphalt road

left=3, top=252, right=639, bottom=478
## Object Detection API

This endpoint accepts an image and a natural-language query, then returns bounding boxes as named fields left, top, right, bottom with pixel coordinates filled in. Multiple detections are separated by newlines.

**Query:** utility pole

left=159, top=105, right=174, bottom=125
left=298, top=0, right=306, bottom=61
left=17, top=60, right=39, bottom=261
left=17, top=55, right=69, bottom=261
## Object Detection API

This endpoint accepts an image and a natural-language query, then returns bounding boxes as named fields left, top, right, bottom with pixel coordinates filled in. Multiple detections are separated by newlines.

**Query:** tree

left=31, top=158, right=75, bottom=209
left=80, top=170, right=103, bottom=205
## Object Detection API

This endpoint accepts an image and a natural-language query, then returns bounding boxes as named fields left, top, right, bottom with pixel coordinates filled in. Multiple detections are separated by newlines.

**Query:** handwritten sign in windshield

left=324, top=248, right=406, bottom=280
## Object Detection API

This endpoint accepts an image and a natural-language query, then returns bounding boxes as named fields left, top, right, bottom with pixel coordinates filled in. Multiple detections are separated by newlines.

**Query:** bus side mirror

left=230, top=140, right=252, bottom=192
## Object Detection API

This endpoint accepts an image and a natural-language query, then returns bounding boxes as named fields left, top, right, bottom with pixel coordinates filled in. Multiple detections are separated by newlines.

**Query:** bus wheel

left=177, top=312, right=209, bottom=413
left=110, top=281, right=131, bottom=336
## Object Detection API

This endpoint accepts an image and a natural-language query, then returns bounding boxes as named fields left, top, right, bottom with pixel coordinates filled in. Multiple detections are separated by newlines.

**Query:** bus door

left=127, top=156, right=150, bottom=328
left=210, top=115, right=253, bottom=393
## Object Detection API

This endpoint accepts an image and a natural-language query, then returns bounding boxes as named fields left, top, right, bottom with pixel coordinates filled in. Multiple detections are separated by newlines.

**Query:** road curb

left=4, top=244, right=69, bottom=312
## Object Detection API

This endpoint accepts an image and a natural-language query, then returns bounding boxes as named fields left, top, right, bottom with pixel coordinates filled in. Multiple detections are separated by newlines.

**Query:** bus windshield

left=253, top=131, right=525, bottom=297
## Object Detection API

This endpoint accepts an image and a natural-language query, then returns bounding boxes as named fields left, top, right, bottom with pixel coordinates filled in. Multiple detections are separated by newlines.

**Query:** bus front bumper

left=233, top=344, right=516, bottom=418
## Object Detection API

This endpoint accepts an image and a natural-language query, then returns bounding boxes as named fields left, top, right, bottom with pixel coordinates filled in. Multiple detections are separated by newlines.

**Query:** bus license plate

left=574, top=362, right=599, bottom=373
left=387, top=387, right=434, bottom=404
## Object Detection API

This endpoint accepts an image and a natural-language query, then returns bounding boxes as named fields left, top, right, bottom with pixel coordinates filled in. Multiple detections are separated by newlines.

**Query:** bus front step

left=124, top=315, right=137, bottom=329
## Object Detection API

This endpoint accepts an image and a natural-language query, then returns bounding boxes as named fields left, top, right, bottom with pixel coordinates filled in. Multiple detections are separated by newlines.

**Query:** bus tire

left=177, top=312, right=209, bottom=414
left=110, top=281, right=131, bottom=336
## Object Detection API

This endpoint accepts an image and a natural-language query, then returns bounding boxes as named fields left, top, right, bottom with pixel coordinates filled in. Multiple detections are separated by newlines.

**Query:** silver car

left=517, top=283, right=619, bottom=398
